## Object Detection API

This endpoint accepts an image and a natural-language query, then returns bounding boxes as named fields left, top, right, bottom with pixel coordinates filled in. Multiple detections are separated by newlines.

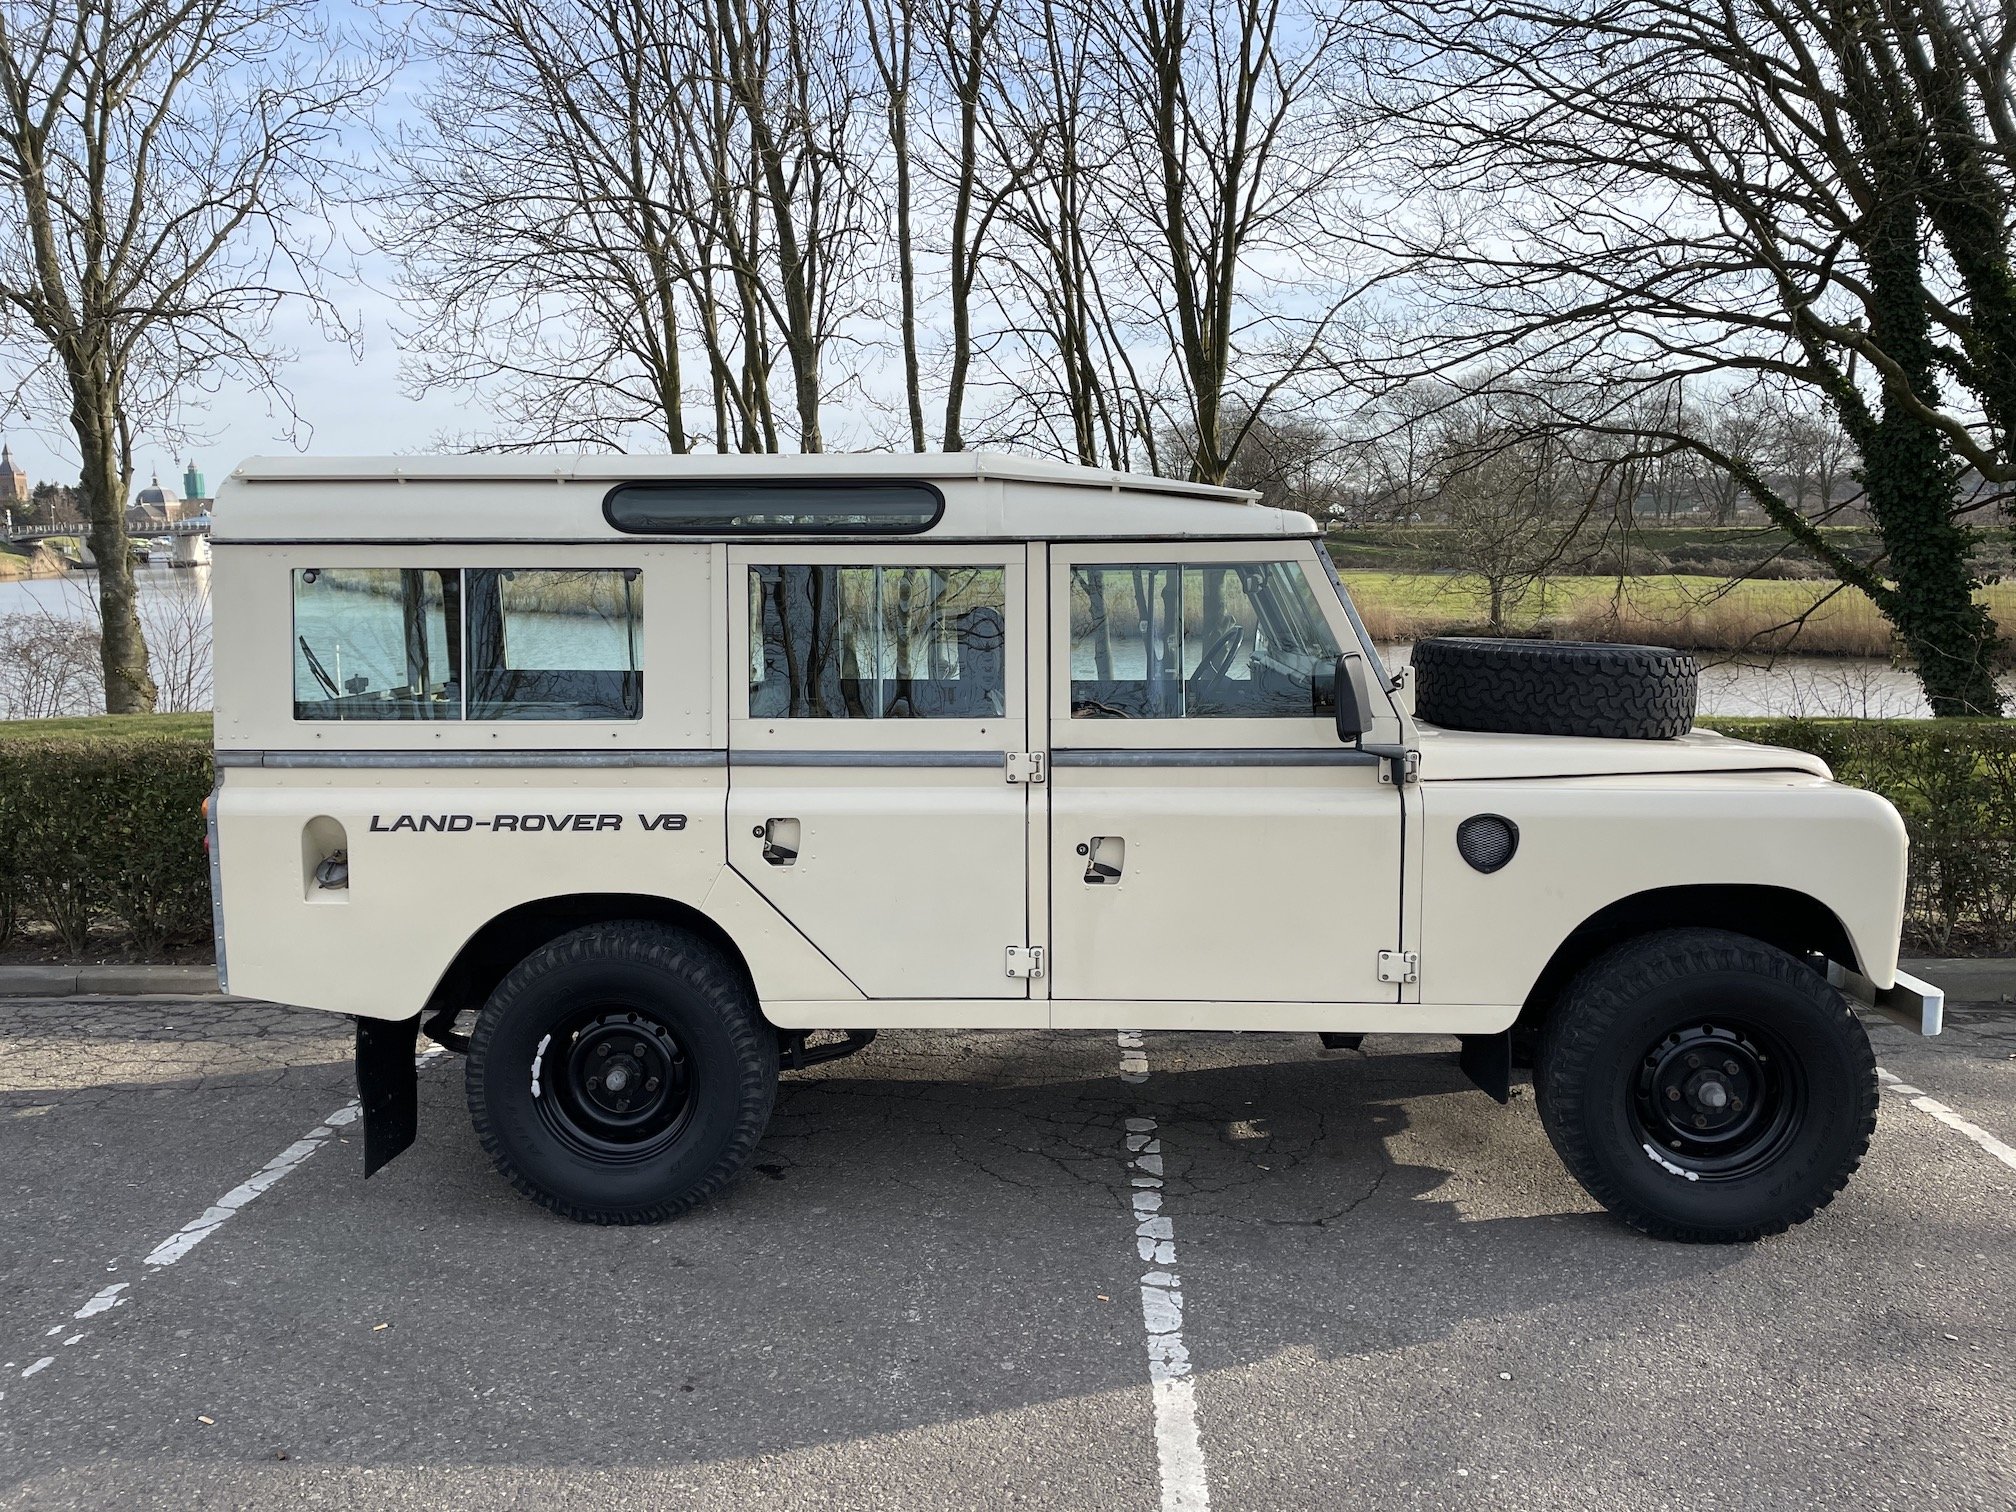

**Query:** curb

left=0, top=958, right=2010, bottom=1003
left=0, top=964, right=223, bottom=998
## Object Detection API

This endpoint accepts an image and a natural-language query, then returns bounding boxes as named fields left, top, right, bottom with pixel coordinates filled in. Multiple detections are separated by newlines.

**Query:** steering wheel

left=1188, top=623, right=1246, bottom=703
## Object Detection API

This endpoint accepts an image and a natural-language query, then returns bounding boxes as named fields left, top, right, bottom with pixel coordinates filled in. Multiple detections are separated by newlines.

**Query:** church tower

left=0, top=443, right=27, bottom=504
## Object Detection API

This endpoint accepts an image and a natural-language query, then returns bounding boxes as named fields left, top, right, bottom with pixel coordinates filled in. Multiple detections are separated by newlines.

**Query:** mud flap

left=356, top=1013, right=421, bottom=1177
left=1458, top=1031, right=1512, bottom=1104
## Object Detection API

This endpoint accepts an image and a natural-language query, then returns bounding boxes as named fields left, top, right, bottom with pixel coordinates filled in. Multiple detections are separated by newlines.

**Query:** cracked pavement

left=2, top=993, right=2014, bottom=1510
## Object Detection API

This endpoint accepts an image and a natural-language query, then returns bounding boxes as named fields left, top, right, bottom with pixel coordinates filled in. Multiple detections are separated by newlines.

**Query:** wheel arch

left=1516, top=883, right=1860, bottom=1033
left=422, top=892, right=757, bottom=1023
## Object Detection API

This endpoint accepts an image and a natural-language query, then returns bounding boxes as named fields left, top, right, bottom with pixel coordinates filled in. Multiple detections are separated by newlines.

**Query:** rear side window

left=748, top=564, right=1005, bottom=719
left=292, top=567, right=642, bottom=721
left=467, top=569, right=643, bottom=720
left=606, top=482, right=942, bottom=535
left=293, top=568, right=462, bottom=721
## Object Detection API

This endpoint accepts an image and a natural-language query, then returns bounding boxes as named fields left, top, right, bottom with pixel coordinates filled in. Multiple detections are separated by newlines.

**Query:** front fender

left=1417, top=772, right=1908, bottom=1007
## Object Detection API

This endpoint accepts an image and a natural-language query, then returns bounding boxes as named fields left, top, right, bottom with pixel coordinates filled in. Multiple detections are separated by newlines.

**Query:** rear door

left=726, top=544, right=1037, bottom=1011
left=1045, top=541, right=1404, bottom=1015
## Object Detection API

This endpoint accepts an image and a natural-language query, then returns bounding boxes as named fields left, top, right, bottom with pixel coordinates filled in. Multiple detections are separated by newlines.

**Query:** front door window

left=1068, top=561, right=1340, bottom=720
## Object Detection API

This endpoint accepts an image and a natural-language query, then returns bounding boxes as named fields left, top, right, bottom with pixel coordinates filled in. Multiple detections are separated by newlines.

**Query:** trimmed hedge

left=0, top=720, right=213, bottom=956
left=0, top=712, right=2010, bottom=959
left=1704, top=718, right=2016, bottom=954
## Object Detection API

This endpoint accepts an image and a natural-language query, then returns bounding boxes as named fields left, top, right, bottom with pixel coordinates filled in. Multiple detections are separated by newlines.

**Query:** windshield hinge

left=1005, top=945, right=1046, bottom=979
left=1004, top=751, right=1047, bottom=784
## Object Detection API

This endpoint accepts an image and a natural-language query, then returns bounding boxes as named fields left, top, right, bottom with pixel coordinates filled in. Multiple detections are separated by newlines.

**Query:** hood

left=1413, top=724, right=1832, bottom=782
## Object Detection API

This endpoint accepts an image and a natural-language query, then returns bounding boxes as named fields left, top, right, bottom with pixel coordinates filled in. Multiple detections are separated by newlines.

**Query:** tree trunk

left=72, top=401, right=155, bottom=714
left=1859, top=165, right=2003, bottom=716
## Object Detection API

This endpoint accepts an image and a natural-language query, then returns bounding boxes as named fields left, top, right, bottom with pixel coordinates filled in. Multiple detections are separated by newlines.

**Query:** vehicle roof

left=213, top=452, right=1316, bottom=543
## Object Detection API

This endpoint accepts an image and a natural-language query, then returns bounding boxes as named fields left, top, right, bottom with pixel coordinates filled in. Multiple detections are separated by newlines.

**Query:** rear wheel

left=467, top=922, right=776, bottom=1224
left=1535, top=928, right=1876, bottom=1243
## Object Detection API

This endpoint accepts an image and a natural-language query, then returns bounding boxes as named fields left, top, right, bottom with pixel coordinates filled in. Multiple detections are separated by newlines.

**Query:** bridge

left=3, top=515, right=211, bottom=542
left=3, top=514, right=211, bottom=567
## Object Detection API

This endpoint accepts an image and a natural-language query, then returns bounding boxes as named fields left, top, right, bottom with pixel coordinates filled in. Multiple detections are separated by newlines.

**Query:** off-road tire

left=467, top=921, right=776, bottom=1224
left=1534, top=928, right=1876, bottom=1243
left=1411, top=637, right=1697, bottom=739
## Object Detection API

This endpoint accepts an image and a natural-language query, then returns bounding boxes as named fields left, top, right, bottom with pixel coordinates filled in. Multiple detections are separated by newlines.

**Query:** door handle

left=760, top=817, right=800, bottom=866
left=1081, top=835, right=1125, bottom=884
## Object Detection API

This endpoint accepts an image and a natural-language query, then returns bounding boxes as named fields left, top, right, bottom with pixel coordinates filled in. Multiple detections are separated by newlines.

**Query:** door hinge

left=1377, top=950, right=1419, bottom=985
left=1004, top=751, right=1047, bottom=784
left=1005, top=945, right=1046, bottom=979
left=1370, top=747, right=1420, bottom=785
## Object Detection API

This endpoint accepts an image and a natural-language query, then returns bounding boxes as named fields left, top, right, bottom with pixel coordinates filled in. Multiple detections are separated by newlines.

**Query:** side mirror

left=1335, top=652, right=1373, bottom=744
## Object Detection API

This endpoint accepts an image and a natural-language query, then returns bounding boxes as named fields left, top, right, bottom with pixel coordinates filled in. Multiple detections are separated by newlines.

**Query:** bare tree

left=1094, top=0, right=1373, bottom=484
left=392, top=0, right=873, bottom=455
left=0, top=0, right=379, bottom=711
left=1363, top=0, right=2016, bottom=713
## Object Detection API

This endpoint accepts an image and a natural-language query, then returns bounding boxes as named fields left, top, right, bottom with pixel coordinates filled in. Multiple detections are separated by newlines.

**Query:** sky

left=1, top=3, right=478, bottom=499
left=4, top=244, right=478, bottom=501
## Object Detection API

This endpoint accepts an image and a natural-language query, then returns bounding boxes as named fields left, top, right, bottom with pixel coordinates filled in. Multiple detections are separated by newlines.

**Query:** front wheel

left=1536, top=928, right=1876, bottom=1243
left=467, top=922, right=777, bottom=1223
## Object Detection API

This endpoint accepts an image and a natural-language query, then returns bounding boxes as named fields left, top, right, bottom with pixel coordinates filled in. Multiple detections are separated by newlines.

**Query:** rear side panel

left=215, top=763, right=861, bottom=1019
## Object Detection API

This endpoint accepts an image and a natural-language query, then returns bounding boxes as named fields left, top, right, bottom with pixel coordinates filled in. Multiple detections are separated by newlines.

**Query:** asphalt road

left=3, top=986, right=2013, bottom=1511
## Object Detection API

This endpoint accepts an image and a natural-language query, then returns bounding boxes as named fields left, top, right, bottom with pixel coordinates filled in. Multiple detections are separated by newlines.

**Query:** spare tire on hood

left=1410, top=637, right=1697, bottom=740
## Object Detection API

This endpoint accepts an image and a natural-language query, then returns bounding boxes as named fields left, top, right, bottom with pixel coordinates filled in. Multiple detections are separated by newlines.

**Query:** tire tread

left=466, top=920, right=775, bottom=1225
left=1535, top=928, right=1877, bottom=1243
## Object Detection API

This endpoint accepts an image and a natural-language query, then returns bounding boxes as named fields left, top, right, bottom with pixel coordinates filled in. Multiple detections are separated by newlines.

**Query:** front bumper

left=1830, top=961, right=1945, bottom=1037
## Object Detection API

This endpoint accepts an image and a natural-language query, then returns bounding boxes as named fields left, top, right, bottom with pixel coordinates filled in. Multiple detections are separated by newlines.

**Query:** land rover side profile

left=206, top=453, right=1942, bottom=1243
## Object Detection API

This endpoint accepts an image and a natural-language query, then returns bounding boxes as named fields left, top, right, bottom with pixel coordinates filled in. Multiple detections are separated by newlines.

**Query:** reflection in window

left=1069, top=562, right=1341, bottom=718
left=466, top=569, right=643, bottom=720
left=749, top=564, right=1006, bottom=719
left=293, top=568, right=462, bottom=721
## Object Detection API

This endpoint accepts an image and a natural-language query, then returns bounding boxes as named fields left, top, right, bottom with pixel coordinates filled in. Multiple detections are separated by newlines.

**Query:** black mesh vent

left=1456, top=814, right=1519, bottom=874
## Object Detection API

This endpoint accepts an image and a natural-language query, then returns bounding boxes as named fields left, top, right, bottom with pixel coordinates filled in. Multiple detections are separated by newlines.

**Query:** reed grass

left=1344, top=571, right=2016, bottom=657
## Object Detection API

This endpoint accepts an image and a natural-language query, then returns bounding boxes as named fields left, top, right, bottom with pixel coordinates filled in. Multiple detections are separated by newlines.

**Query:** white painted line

left=72, top=1282, right=128, bottom=1320
left=8, top=1046, right=445, bottom=1403
left=1117, top=1035, right=1210, bottom=1512
left=1878, top=1067, right=2016, bottom=1173
left=144, top=1106, right=358, bottom=1267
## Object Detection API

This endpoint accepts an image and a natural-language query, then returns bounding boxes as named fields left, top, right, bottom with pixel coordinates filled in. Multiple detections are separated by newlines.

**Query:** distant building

left=126, top=460, right=211, bottom=531
left=0, top=443, right=27, bottom=504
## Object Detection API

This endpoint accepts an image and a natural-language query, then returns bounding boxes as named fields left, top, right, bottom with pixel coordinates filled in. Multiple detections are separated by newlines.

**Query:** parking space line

left=1877, top=1067, right=2016, bottom=1174
left=144, top=1103, right=361, bottom=1267
left=1116, top=1031, right=1210, bottom=1512
left=5, top=1048, right=442, bottom=1403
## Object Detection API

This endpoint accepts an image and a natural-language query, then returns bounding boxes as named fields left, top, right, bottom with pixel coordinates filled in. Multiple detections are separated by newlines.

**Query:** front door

left=1045, top=542, right=1404, bottom=1015
left=726, top=544, right=1035, bottom=1007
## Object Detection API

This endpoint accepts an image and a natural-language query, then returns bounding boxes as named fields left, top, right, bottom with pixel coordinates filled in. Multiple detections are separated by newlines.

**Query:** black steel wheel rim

left=1630, top=1019, right=1804, bottom=1180
left=532, top=1005, right=694, bottom=1163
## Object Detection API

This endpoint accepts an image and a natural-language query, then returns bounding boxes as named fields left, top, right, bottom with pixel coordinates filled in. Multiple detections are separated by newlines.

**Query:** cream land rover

left=206, top=453, right=1942, bottom=1243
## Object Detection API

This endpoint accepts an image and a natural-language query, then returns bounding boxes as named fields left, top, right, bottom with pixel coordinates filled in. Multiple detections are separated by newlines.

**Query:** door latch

left=1081, top=836, right=1125, bottom=884
left=759, top=817, right=800, bottom=866
left=1377, top=950, right=1419, bottom=984
left=1004, top=751, right=1046, bottom=784
left=1005, top=945, right=1046, bottom=978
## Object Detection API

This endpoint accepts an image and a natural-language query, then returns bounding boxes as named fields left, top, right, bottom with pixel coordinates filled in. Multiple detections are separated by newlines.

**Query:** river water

left=0, top=567, right=1976, bottom=721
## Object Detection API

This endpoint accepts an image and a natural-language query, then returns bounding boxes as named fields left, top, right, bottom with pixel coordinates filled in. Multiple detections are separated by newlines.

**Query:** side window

left=749, top=564, right=1006, bottom=719
left=293, top=568, right=462, bottom=721
left=467, top=569, right=643, bottom=720
left=292, top=566, right=643, bottom=722
left=1070, top=562, right=1340, bottom=719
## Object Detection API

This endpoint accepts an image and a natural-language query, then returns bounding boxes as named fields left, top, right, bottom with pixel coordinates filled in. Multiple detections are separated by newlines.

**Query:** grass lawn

left=0, top=712, right=212, bottom=742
